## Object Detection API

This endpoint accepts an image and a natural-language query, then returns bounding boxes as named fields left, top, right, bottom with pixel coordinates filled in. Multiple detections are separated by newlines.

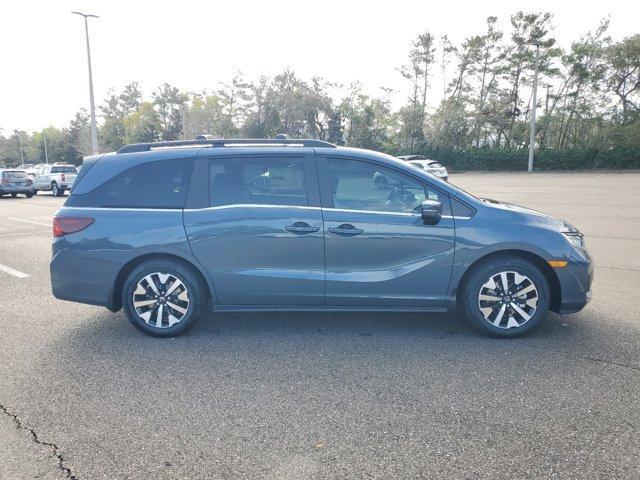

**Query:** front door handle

left=284, top=222, right=320, bottom=234
left=327, top=224, right=364, bottom=236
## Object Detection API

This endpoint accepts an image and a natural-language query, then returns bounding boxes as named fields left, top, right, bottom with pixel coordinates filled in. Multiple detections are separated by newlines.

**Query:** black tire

left=122, top=259, right=206, bottom=337
left=25, top=191, right=34, bottom=198
left=460, top=255, right=550, bottom=338
left=11, top=193, right=17, bottom=198
left=51, top=182, right=61, bottom=197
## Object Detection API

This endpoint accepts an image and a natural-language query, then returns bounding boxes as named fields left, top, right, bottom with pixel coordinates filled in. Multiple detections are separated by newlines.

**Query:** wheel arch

left=455, top=249, right=561, bottom=313
left=109, top=252, right=214, bottom=312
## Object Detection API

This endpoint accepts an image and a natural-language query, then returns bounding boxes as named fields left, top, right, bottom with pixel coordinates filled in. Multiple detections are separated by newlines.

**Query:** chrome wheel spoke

left=133, top=298, right=157, bottom=308
left=166, top=278, right=183, bottom=296
left=493, top=304, right=507, bottom=326
left=479, top=293, right=501, bottom=302
left=510, top=302, right=531, bottom=322
left=144, top=274, right=160, bottom=295
left=167, top=301, right=187, bottom=315
left=500, top=272, right=509, bottom=293
left=506, top=316, right=520, bottom=329
left=156, top=304, right=164, bottom=327
left=514, top=284, right=535, bottom=298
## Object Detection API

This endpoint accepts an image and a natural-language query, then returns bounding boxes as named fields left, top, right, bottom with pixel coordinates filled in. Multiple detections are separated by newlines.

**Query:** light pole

left=43, top=129, right=49, bottom=164
left=72, top=11, right=99, bottom=155
left=16, top=132, right=25, bottom=163
left=528, top=43, right=540, bottom=172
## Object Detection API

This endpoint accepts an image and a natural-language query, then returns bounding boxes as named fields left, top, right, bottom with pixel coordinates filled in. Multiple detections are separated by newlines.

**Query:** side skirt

left=210, top=305, right=448, bottom=313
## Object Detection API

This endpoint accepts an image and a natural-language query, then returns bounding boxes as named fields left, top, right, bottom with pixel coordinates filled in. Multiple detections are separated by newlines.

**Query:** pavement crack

left=577, top=355, right=640, bottom=372
left=0, top=403, right=78, bottom=480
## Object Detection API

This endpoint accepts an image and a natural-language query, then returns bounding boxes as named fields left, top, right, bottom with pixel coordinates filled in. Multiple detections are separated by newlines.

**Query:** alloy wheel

left=132, top=272, right=190, bottom=328
left=477, top=270, right=539, bottom=329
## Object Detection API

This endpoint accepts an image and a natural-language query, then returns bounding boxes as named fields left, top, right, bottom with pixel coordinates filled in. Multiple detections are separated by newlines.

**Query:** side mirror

left=421, top=200, right=442, bottom=224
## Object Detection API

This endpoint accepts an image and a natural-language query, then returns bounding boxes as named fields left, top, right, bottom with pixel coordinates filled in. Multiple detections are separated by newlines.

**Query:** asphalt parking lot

left=1, top=171, right=639, bottom=479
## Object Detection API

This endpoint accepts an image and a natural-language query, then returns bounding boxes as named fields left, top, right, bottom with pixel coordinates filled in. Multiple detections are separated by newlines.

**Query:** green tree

left=152, top=83, right=188, bottom=140
left=606, top=34, right=640, bottom=126
left=123, top=102, right=161, bottom=144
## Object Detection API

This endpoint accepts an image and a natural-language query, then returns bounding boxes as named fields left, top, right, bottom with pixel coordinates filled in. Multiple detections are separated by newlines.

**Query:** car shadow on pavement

left=40, top=306, right=640, bottom=385
left=44, top=308, right=576, bottom=365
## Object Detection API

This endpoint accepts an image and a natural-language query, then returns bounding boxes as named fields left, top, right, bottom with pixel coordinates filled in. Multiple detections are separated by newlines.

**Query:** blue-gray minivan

left=50, top=137, right=593, bottom=337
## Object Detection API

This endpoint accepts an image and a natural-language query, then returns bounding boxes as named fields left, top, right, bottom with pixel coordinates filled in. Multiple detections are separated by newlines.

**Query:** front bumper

left=555, top=252, right=594, bottom=314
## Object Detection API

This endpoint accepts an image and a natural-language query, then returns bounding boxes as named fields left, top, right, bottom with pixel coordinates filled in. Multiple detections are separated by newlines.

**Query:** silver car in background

left=397, top=155, right=449, bottom=181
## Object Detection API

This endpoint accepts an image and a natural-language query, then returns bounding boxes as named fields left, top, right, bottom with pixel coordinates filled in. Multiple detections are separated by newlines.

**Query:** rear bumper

left=0, top=186, right=35, bottom=194
left=50, top=244, right=120, bottom=311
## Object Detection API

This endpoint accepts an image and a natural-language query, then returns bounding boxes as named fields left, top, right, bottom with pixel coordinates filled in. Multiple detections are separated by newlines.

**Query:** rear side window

left=3, top=171, right=29, bottom=180
left=208, top=157, right=308, bottom=207
left=51, top=166, right=77, bottom=173
left=66, top=158, right=194, bottom=209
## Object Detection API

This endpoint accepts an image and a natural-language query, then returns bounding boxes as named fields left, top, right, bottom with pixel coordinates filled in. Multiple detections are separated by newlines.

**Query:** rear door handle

left=327, top=224, right=364, bottom=236
left=284, top=222, right=320, bottom=234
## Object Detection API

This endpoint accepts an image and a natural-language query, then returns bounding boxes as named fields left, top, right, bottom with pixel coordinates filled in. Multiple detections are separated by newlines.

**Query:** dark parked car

left=0, top=169, right=35, bottom=198
left=51, top=137, right=593, bottom=337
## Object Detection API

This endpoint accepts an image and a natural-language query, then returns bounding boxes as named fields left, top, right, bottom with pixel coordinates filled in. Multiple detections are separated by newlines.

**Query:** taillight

left=26, top=179, right=33, bottom=186
left=61, top=173, right=66, bottom=182
left=53, top=217, right=94, bottom=237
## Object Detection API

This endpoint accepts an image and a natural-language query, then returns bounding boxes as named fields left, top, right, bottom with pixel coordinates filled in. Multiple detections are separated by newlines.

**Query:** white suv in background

left=33, top=164, right=78, bottom=196
left=397, top=155, right=449, bottom=181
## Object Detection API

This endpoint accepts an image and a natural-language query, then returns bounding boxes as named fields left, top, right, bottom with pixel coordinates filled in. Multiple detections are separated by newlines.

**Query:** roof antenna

left=273, top=133, right=290, bottom=140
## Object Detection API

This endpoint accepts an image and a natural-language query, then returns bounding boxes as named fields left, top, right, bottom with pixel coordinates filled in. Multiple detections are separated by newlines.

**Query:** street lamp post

left=72, top=11, right=99, bottom=155
left=43, top=129, right=49, bottom=164
left=528, top=43, right=540, bottom=173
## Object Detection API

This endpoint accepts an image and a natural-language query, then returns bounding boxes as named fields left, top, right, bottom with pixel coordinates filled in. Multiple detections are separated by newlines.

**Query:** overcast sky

left=1, top=0, right=638, bottom=134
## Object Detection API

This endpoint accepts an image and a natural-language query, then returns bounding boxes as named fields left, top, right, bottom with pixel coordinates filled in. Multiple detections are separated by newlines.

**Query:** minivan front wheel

left=460, top=256, right=550, bottom=337
left=122, top=260, right=205, bottom=337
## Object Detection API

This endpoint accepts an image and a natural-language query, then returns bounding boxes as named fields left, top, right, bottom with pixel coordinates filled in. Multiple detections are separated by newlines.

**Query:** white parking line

left=0, top=232, right=33, bottom=238
left=0, top=264, right=29, bottom=278
left=7, top=217, right=50, bottom=227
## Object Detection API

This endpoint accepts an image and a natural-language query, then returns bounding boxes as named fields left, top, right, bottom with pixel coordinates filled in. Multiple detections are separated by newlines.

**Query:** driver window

left=327, top=158, right=428, bottom=213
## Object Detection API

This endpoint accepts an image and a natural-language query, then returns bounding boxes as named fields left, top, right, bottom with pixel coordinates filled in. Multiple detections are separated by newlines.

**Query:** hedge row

left=413, top=147, right=640, bottom=171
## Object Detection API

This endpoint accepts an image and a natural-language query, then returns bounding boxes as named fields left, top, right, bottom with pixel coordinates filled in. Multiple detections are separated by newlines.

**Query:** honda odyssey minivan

left=51, top=137, right=593, bottom=337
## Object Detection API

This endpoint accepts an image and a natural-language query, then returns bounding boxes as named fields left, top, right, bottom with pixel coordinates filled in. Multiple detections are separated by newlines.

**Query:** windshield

left=51, top=166, right=77, bottom=173
left=2, top=171, right=29, bottom=180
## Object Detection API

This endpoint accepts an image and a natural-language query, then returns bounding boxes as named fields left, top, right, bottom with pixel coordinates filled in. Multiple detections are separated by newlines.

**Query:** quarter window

left=327, top=158, right=441, bottom=214
left=208, top=157, right=308, bottom=207
left=65, top=158, right=194, bottom=208
left=51, top=166, right=77, bottom=173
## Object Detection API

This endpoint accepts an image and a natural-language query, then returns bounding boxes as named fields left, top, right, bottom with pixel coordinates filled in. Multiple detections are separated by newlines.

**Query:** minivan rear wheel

left=122, top=260, right=205, bottom=337
left=460, top=256, right=550, bottom=337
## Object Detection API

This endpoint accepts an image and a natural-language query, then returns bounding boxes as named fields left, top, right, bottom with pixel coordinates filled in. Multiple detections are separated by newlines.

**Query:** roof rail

left=117, top=137, right=337, bottom=154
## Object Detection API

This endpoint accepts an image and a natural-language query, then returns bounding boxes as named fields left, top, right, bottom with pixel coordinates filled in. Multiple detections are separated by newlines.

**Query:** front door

left=320, top=156, right=455, bottom=308
left=183, top=153, right=325, bottom=306
left=34, top=166, right=48, bottom=189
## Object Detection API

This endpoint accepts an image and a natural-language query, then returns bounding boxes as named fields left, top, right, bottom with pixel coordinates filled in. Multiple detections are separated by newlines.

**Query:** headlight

left=563, top=231, right=585, bottom=250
